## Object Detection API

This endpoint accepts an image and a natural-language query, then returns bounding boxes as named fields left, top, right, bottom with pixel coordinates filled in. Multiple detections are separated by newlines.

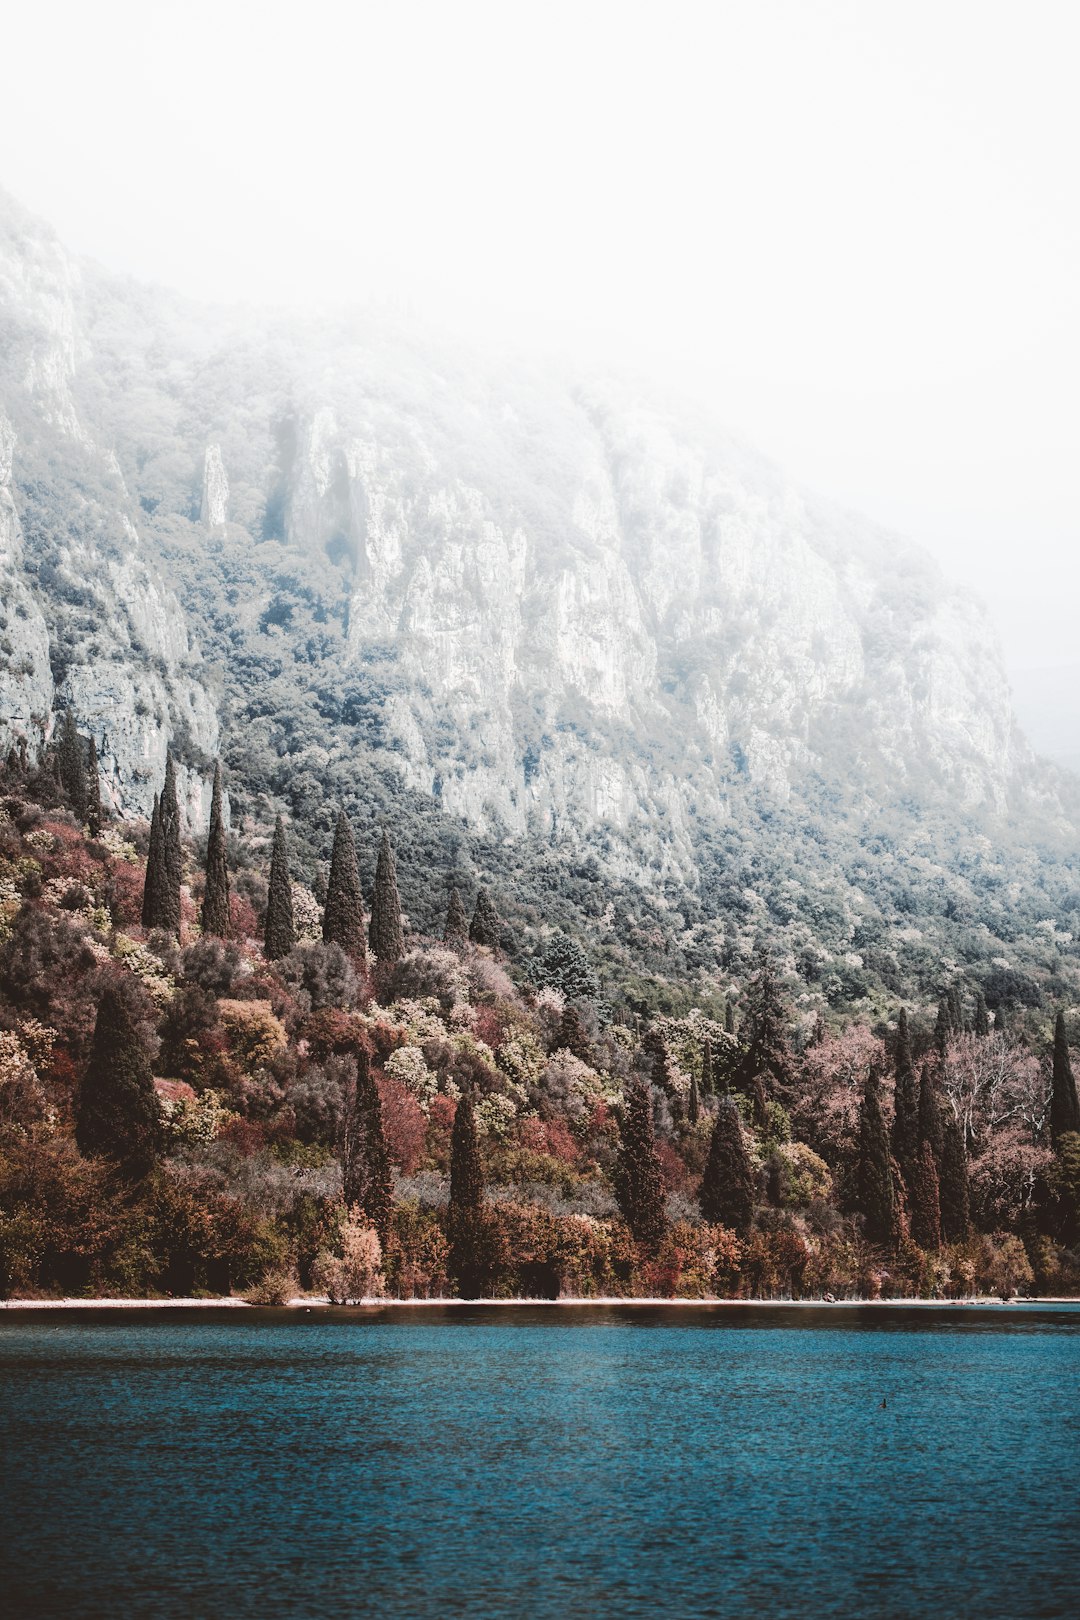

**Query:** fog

left=3, top=1, right=1078, bottom=759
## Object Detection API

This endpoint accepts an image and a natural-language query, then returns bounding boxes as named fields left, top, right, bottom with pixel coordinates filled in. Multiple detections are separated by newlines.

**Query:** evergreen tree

left=934, top=997, right=952, bottom=1058
left=1050, top=1011, right=1080, bottom=1146
left=939, top=1111, right=971, bottom=1242
left=974, top=990, right=990, bottom=1038
left=558, top=1002, right=592, bottom=1064
left=323, top=810, right=366, bottom=960
left=737, top=954, right=789, bottom=1118
left=264, top=815, right=296, bottom=960
left=948, top=983, right=966, bottom=1036
left=994, top=1004, right=1007, bottom=1038
left=857, top=1069, right=895, bottom=1247
left=700, top=1096, right=755, bottom=1235
left=141, top=794, right=162, bottom=928
left=687, top=1069, right=700, bottom=1126
left=701, top=1037, right=715, bottom=1098
left=369, top=830, right=404, bottom=964
left=342, top=1051, right=393, bottom=1247
left=57, top=706, right=88, bottom=822
left=614, top=1080, right=667, bottom=1245
left=158, top=754, right=182, bottom=937
left=201, top=762, right=230, bottom=938
left=918, top=1064, right=945, bottom=1168
left=75, top=988, right=161, bottom=1176
left=443, top=886, right=469, bottom=949
left=891, top=1008, right=920, bottom=1192
left=85, top=735, right=102, bottom=839
left=724, top=1001, right=736, bottom=1037
left=532, top=931, right=599, bottom=999
left=447, top=1095, right=485, bottom=1292
left=909, top=1140, right=942, bottom=1250
left=469, top=886, right=501, bottom=950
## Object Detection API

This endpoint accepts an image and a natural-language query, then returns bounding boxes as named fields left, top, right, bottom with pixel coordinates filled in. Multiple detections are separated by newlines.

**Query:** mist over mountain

left=2, top=189, right=1078, bottom=1012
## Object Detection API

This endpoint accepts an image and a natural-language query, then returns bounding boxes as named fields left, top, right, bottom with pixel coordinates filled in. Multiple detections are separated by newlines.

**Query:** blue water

left=2, top=1305, right=1079, bottom=1619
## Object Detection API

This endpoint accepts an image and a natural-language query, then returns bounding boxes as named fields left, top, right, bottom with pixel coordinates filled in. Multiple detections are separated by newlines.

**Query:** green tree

left=614, top=1080, right=666, bottom=1245
left=447, top=1095, right=485, bottom=1293
left=687, top=1068, right=700, bottom=1125
left=918, top=1064, right=945, bottom=1168
left=724, top=1001, right=736, bottom=1037
left=973, top=990, right=990, bottom=1038
left=939, top=1111, right=970, bottom=1242
left=443, top=886, right=469, bottom=949
left=909, top=1140, right=942, bottom=1250
left=85, top=735, right=102, bottom=839
left=323, top=809, right=366, bottom=961
left=74, top=987, right=161, bottom=1176
left=857, top=1069, right=895, bottom=1247
left=532, top=932, right=599, bottom=999
left=201, top=762, right=230, bottom=938
left=701, top=1037, right=715, bottom=1098
left=57, top=706, right=88, bottom=822
left=891, top=1008, right=919, bottom=1192
left=737, top=953, right=790, bottom=1119
left=558, top=1002, right=592, bottom=1064
left=342, top=1051, right=393, bottom=1247
left=141, top=793, right=164, bottom=929
left=1050, top=1011, right=1080, bottom=1146
left=369, top=830, right=404, bottom=964
left=264, top=814, right=296, bottom=960
left=469, top=886, right=502, bottom=950
left=159, top=754, right=182, bottom=938
left=700, top=1097, right=755, bottom=1236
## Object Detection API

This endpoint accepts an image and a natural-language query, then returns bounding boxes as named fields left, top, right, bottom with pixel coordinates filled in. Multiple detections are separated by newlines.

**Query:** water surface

left=2, top=1304, right=1079, bottom=1618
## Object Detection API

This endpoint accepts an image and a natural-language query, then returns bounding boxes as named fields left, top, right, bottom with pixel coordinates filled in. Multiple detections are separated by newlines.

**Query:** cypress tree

left=909, top=1139, right=942, bottom=1250
left=469, top=886, right=501, bottom=949
left=159, top=754, right=182, bottom=938
left=614, top=1080, right=667, bottom=1245
left=264, top=815, right=296, bottom=960
left=558, top=1002, right=592, bottom=1064
left=369, top=830, right=404, bottom=964
left=85, top=735, right=102, bottom=839
left=918, top=1064, right=945, bottom=1169
left=891, top=1009, right=920, bottom=1193
left=201, top=762, right=230, bottom=938
left=447, top=1095, right=485, bottom=1293
left=724, top=1000, right=736, bottom=1037
left=948, top=984, right=966, bottom=1036
left=75, top=987, right=161, bottom=1176
left=974, top=990, right=990, bottom=1038
left=57, top=706, right=88, bottom=822
left=934, top=997, right=951, bottom=1058
left=995, top=1004, right=1007, bottom=1038
left=857, top=1069, right=895, bottom=1247
left=939, top=1111, right=971, bottom=1242
left=737, top=954, right=790, bottom=1117
left=323, top=810, right=366, bottom=960
left=342, top=1051, right=393, bottom=1247
left=141, top=794, right=163, bottom=928
left=443, top=886, right=469, bottom=949
left=687, top=1069, right=700, bottom=1125
left=1050, top=1011, right=1080, bottom=1146
left=700, top=1096, right=755, bottom=1235
left=701, top=1037, right=715, bottom=1098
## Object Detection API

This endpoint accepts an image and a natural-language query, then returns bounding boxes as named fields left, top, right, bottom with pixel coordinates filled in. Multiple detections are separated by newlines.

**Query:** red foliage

left=107, top=862, right=145, bottom=929
left=472, top=1005, right=504, bottom=1050
left=426, top=1093, right=456, bottom=1167
left=656, top=1139, right=690, bottom=1192
left=518, top=1114, right=580, bottom=1165
left=229, top=893, right=259, bottom=940
left=299, top=1007, right=371, bottom=1061
left=217, top=1117, right=268, bottom=1156
left=377, top=1075, right=427, bottom=1174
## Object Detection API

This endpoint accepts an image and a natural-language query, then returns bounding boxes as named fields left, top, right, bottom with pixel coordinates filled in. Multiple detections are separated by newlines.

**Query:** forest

left=1, top=713, right=1078, bottom=1304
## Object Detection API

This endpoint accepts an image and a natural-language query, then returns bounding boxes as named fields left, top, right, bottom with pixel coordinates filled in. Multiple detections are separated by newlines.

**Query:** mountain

left=1, top=189, right=1077, bottom=1011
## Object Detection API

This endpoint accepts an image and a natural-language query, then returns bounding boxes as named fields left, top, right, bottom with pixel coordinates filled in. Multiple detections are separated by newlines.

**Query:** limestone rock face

left=200, top=445, right=228, bottom=528
left=0, top=412, right=54, bottom=761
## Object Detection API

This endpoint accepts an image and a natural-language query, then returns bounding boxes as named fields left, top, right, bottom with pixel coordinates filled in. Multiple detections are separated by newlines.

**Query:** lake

left=1, top=1304, right=1079, bottom=1618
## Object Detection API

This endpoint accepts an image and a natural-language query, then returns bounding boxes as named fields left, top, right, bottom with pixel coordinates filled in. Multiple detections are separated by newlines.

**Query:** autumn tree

left=469, top=886, right=502, bottom=950
left=1050, top=1011, right=1080, bottom=1146
left=700, top=1096, right=754, bottom=1236
left=323, top=810, right=366, bottom=961
left=443, top=886, right=469, bottom=949
left=264, top=814, right=296, bottom=960
left=857, top=1069, right=895, bottom=1247
left=369, top=830, right=404, bottom=964
left=75, top=987, right=161, bottom=1176
left=201, top=762, right=230, bottom=938
left=614, top=1080, right=666, bottom=1245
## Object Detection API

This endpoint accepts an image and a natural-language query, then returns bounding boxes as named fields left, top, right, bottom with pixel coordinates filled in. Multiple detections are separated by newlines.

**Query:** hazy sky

left=3, top=1, right=1078, bottom=757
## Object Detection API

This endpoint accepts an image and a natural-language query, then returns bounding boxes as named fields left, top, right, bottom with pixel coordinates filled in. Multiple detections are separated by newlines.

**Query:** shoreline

left=3, top=1295, right=1078, bottom=1310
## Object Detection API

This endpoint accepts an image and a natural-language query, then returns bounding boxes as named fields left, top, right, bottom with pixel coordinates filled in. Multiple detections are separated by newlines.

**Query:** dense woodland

left=1, top=716, right=1078, bottom=1302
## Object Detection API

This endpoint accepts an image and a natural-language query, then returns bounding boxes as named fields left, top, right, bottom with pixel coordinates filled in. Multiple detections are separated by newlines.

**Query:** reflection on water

left=2, top=1306, right=1079, bottom=1618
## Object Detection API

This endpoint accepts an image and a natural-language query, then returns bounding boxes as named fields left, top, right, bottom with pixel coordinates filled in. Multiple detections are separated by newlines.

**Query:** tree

left=724, top=1001, right=736, bottom=1037
left=974, top=990, right=991, bottom=1038
left=85, top=735, right=102, bottom=839
left=57, top=706, right=88, bottom=822
left=469, top=887, right=501, bottom=950
left=369, top=830, right=404, bottom=964
left=687, top=1068, right=700, bottom=1125
left=1050, top=1011, right=1080, bottom=1146
left=939, top=1111, right=971, bottom=1242
left=909, top=1140, right=942, bottom=1250
left=201, top=762, right=230, bottom=938
left=342, top=1051, right=393, bottom=1247
left=891, top=1008, right=919, bottom=1192
left=447, top=1095, right=485, bottom=1292
left=701, top=1037, right=715, bottom=1098
left=264, top=815, right=296, bottom=960
left=919, top=1064, right=945, bottom=1168
left=141, top=794, right=163, bottom=929
left=159, top=754, right=182, bottom=937
left=934, top=998, right=952, bottom=1058
left=857, top=1069, right=895, bottom=1247
left=532, top=932, right=599, bottom=1000
left=323, top=810, right=366, bottom=961
left=443, top=886, right=469, bottom=949
left=75, top=987, right=161, bottom=1176
left=700, top=1097, right=754, bottom=1235
left=737, top=954, right=790, bottom=1117
left=558, top=1002, right=592, bottom=1064
left=614, top=1080, right=666, bottom=1245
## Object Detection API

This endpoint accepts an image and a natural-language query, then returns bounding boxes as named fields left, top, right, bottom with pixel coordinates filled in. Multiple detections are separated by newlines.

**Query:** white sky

left=2, top=0, right=1078, bottom=758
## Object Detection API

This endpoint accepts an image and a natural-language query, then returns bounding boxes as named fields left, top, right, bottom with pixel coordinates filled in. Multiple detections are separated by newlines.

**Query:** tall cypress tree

left=614, top=1080, right=667, bottom=1245
left=948, top=984, right=966, bottom=1036
left=85, top=735, right=102, bottom=839
left=724, top=1001, right=736, bottom=1037
left=469, top=887, right=501, bottom=949
left=974, top=990, right=991, bottom=1038
left=891, top=1008, right=920, bottom=1193
left=264, top=815, right=296, bottom=960
left=57, top=706, right=88, bottom=822
left=918, top=1064, right=945, bottom=1169
left=323, top=810, right=366, bottom=961
left=934, top=998, right=952, bottom=1058
left=75, top=987, right=161, bottom=1176
left=159, top=754, right=182, bottom=938
left=369, top=830, right=404, bottom=964
left=141, top=794, right=163, bottom=928
left=939, top=1112, right=971, bottom=1242
left=737, top=954, right=789, bottom=1118
left=909, top=1140, right=942, bottom=1250
left=443, top=887, right=469, bottom=949
left=447, top=1095, right=485, bottom=1293
left=700, top=1096, right=754, bottom=1235
left=857, top=1069, right=895, bottom=1247
left=342, top=1051, right=393, bottom=1247
left=201, top=762, right=230, bottom=938
left=1050, top=1011, right=1080, bottom=1146
left=701, top=1037, right=715, bottom=1098
left=687, top=1069, right=700, bottom=1126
